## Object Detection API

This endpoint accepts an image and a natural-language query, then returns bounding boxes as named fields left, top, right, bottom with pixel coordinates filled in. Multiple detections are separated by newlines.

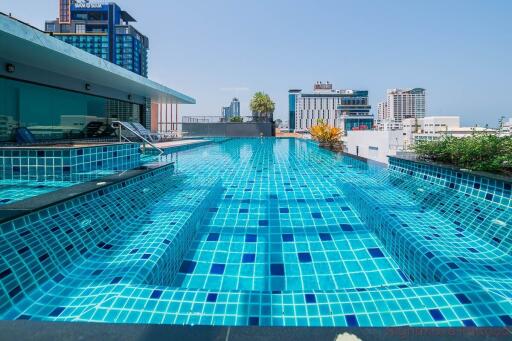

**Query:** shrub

left=413, top=135, right=512, bottom=174
left=310, top=119, right=342, bottom=146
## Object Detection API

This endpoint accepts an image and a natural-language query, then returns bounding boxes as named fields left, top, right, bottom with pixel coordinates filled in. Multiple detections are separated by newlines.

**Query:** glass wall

left=0, top=77, right=142, bottom=142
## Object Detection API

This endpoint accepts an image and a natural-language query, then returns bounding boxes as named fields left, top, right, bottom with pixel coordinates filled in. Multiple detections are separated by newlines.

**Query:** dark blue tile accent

left=298, top=252, right=312, bottom=263
left=279, top=208, right=289, bottom=213
left=49, top=307, right=65, bottom=317
left=242, top=253, right=256, bottom=263
left=499, top=315, right=512, bottom=326
left=462, top=319, right=476, bottom=327
left=473, top=183, right=480, bottom=189
left=210, top=263, right=225, bottom=275
left=239, top=208, right=249, bottom=213
left=468, top=248, right=479, bottom=253
left=206, top=293, right=218, bottom=302
left=259, top=220, right=269, bottom=227
left=269, top=194, right=278, bottom=199
left=485, top=265, right=497, bottom=272
left=305, top=294, right=316, bottom=303
left=111, top=276, right=122, bottom=284
left=297, top=199, right=306, bottom=203
left=485, top=193, right=493, bottom=201
left=319, top=233, right=332, bottom=241
left=345, top=314, right=359, bottom=327
left=16, top=315, right=31, bottom=320
left=341, top=206, right=351, bottom=211
left=150, top=289, right=162, bottom=299
left=340, top=224, right=353, bottom=232
left=455, top=293, right=471, bottom=304
left=245, top=234, right=257, bottom=242
left=179, top=260, right=196, bottom=274
left=0, top=268, right=12, bottom=279
left=208, top=207, right=218, bottom=212
left=447, top=262, right=459, bottom=269
left=271, top=263, right=285, bottom=276
left=312, top=212, right=322, bottom=219
left=248, top=317, right=259, bottom=326
left=141, top=253, right=151, bottom=259
left=207, top=233, right=220, bottom=242
left=429, top=309, right=445, bottom=321
left=325, top=198, right=334, bottom=202
left=505, top=183, right=511, bottom=191
left=282, top=234, right=294, bottom=242
left=368, top=248, right=385, bottom=258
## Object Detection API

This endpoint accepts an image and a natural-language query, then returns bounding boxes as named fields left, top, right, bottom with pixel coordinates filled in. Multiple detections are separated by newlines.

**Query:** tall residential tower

left=377, top=88, right=426, bottom=130
left=222, top=98, right=241, bottom=121
left=45, top=0, right=149, bottom=77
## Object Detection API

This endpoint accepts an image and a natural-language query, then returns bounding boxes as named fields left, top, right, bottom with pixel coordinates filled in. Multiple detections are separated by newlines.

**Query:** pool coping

left=0, top=161, right=173, bottom=224
left=0, top=322, right=510, bottom=341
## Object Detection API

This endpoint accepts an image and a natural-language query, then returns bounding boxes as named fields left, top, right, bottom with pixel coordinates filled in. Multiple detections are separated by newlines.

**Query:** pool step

left=341, top=174, right=512, bottom=285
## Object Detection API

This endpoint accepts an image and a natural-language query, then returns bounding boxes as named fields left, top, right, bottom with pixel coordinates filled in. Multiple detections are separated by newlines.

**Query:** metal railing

left=111, top=121, right=164, bottom=155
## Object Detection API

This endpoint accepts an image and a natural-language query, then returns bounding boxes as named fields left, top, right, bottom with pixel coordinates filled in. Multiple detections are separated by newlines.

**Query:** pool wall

left=0, top=163, right=175, bottom=314
left=0, top=143, right=140, bottom=181
left=388, top=157, right=511, bottom=206
left=343, top=156, right=511, bottom=285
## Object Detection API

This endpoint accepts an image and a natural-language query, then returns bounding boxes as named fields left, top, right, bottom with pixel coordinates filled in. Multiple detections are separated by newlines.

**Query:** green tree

left=250, top=92, right=275, bottom=121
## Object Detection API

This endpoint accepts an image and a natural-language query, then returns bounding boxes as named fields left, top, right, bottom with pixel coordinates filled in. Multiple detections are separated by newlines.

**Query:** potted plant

left=310, top=119, right=343, bottom=151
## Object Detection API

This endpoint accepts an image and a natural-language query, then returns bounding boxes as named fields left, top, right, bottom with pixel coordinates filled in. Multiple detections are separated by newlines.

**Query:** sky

left=1, top=0, right=511, bottom=126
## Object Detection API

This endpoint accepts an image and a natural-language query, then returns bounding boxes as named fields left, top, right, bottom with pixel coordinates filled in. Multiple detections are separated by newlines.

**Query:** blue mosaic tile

left=0, top=139, right=510, bottom=327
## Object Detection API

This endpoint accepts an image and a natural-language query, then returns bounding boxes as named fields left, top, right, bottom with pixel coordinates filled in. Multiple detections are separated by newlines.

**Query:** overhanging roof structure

left=0, top=13, right=195, bottom=105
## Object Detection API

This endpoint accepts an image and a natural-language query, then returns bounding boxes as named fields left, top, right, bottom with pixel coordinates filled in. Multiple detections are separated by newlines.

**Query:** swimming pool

left=0, top=138, right=511, bottom=326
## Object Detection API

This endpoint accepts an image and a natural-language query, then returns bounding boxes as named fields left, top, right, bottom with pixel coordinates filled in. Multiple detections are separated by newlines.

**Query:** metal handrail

left=112, top=121, right=164, bottom=155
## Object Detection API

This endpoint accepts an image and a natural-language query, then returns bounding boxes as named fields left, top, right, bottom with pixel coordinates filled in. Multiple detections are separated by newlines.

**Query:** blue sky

left=1, top=0, right=511, bottom=126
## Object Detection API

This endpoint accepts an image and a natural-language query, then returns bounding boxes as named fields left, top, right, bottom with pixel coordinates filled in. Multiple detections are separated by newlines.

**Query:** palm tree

left=250, top=92, right=275, bottom=122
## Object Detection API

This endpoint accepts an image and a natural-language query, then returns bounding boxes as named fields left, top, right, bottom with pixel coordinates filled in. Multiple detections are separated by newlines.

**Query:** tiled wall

left=0, top=162, right=223, bottom=316
left=388, top=157, right=511, bottom=207
left=0, top=143, right=141, bottom=181
left=0, top=164, right=174, bottom=314
left=342, top=156, right=511, bottom=285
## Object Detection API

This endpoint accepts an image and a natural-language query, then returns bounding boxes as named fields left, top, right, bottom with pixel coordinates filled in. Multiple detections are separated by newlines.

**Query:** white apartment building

left=345, top=115, right=497, bottom=164
left=377, top=88, right=426, bottom=130
left=288, top=82, right=373, bottom=133
left=499, top=118, right=512, bottom=136
left=403, top=116, right=495, bottom=145
left=344, top=130, right=405, bottom=164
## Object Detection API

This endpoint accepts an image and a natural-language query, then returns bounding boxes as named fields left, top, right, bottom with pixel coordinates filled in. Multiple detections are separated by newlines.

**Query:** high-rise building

left=377, top=88, right=425, bottom=130
left=289, top=82, right=373, bottom=133
left=45, top=0, right=149, bottom=77
left=222, top=98, right=241, bottom=120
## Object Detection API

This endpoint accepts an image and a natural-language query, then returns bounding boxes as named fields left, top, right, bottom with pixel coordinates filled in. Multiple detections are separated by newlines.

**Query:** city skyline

left=1, top=0, right=511, bottom=126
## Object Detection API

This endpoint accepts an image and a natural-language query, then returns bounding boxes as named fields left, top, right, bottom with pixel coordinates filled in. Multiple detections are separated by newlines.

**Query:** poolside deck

left=154, top=139, right=210, bottom=149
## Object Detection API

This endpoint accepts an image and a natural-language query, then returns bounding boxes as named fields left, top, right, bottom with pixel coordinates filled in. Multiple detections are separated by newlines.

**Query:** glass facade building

left=45, top=1, right=149, bottom=77
left=0, top=77, right=141, bottom=142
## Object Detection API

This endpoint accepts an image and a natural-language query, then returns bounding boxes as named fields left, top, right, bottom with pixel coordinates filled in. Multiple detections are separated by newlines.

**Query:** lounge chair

left=83, top=121, right=104, bottom=137
left=129, top=122, right=163, bottom=142
left=14, top=127, right=37, bottom=144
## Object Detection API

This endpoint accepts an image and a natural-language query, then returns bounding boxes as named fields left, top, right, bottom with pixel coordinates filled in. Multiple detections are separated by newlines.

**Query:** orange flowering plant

left=310, top=119, right=342, bottom=147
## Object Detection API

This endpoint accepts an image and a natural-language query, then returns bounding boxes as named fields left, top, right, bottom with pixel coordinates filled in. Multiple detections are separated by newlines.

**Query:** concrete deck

left=154, top=139, right=210, bottom=149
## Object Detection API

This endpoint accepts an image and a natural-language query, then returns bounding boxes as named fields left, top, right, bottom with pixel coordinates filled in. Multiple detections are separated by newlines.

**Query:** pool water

left=0, top=138, right=511, bottom=327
